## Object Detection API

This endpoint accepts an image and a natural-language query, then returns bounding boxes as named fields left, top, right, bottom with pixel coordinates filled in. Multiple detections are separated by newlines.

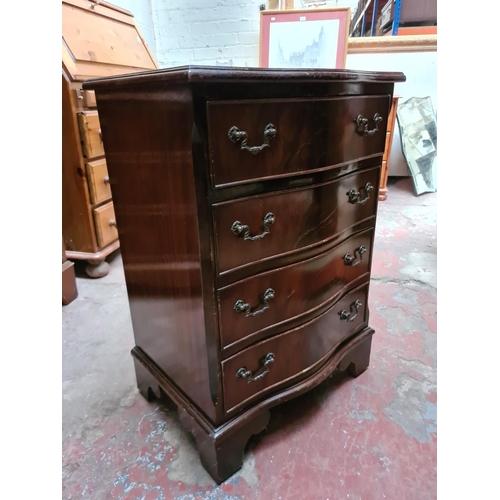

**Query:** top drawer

left=208, top=95, right=390, bottom=187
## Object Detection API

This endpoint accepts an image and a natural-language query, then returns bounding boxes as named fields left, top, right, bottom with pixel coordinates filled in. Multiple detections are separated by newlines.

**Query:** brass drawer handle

left=347, top=183, right=374, bottom=205
left=343, top=245, right=367, bottom=267
left=109, top=219, right=117, bottom=228
left=231, top=212, right=275, bottom=241
left=103, top=176, right=110, bottom=184
left=339, top=299, right=362, bottom=322
left=228, top=123, right=277, bottom=155
left=354, top=113, right=383, bottom=136
left=236, top=353, right=275, bottom=383
left=234, top=288, right=275, bottom=317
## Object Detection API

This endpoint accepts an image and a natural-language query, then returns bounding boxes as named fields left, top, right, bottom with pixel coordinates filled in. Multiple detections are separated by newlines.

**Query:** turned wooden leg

left=378, top=189, right=388, bottom=201
left=338, top=334, right=373, bottom=377
left=85, top=258, right=110, bottom=278
left=179, top=407, right=270, bottom=484
left=133, top=356, right=162, bottom=402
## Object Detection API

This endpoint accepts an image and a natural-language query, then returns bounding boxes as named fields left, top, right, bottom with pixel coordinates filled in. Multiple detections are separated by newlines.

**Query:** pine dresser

left=83, top=66, right=406, bottom=483
left=62, top=0, right=157, bottom=277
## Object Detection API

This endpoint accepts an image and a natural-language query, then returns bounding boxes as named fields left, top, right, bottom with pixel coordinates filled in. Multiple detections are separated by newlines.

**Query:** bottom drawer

left=93, top=201, right=118, bottom=248
left=222, top=281, right=370, bottom=412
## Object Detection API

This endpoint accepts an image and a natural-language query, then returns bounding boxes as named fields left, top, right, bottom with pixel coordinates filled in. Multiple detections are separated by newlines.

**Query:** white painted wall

left=149, top=0, right=359, bottom=68
left=110, top=0, right=157, bottom=56
left=346, top=50, right=437, bottom=176
left=150, top=0, right=262, bottom=68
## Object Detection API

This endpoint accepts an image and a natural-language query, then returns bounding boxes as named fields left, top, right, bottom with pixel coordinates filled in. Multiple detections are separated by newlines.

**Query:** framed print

left=259, top=8, right=351, bottom=69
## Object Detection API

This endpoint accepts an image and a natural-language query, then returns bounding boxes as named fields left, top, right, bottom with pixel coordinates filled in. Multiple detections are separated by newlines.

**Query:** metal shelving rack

left=350, top=0, right=403, bottom=37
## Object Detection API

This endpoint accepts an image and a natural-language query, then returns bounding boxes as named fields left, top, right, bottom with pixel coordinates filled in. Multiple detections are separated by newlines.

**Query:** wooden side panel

left=94, top=85, right=216, bottom=422
left=62, top=236, right=78, bottom=305
left=62, top=260, right=78, bottom=305
left=62, top=73, right=98, bottom=253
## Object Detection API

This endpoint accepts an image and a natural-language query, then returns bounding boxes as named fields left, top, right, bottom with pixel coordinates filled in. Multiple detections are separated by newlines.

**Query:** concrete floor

left=62, top=177, right=437, bottom=500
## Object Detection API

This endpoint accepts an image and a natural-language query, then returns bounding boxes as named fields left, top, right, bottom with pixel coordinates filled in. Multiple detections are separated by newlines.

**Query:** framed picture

left=259, top=8, right=351, bottom=69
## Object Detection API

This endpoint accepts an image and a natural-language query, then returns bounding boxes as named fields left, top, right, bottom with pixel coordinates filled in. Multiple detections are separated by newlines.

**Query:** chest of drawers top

left=83, top=66, right=405, bottom=483
left=84, top=65, right=405, bottom=192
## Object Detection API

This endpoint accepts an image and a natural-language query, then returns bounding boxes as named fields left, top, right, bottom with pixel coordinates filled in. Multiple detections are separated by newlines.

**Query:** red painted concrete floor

left=62, top=177, right=437, bottom=500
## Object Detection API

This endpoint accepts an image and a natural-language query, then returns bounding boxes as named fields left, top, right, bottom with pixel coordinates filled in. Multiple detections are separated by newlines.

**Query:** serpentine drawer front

left=83, top=65, right=405, bottom=484
left=208, top=95, right=390, bottom=187
left=218, top=227, right=374, bottom=350
left=214, top=166, right=379, bottom=274
left=222, top=281, right=370, bottom=412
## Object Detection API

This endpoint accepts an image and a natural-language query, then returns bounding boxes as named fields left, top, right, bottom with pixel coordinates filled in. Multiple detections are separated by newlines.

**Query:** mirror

left=396, top=96, right=437, bottom=195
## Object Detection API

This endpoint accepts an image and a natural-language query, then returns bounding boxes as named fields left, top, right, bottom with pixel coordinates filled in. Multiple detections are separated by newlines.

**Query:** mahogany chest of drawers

left=83, top=66, right=406, bottom=483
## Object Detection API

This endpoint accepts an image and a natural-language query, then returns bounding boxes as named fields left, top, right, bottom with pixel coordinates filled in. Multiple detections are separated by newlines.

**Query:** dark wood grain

left=215, top=213, right=376, bottom=289
left=209, top=96, right=389, bottom=187
left=222, top=280, right=370, bottom=413
left=95, top=84, right=216, bottom=421
left=83, top=65, right=403, bottom=482
left=214, top=166, right=380, bottom=274
left=191, top=109, right=223, bottom=408
left=218, top=227, right=374, bottom=351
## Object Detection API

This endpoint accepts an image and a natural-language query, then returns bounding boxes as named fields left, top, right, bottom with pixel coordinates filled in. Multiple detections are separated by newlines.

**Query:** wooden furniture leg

left=133, top=355, right=163, bottom=402
left=66, top=240, right=119, bottom=279
left=337, top=333, right=372, bottom=377
left=179, top=407, right=270, bottom=484
left=62, top=237, right=78, bottom=305
left=85, top=258, right=111, bottom=278
left=133, top=350, right=270, bottom=484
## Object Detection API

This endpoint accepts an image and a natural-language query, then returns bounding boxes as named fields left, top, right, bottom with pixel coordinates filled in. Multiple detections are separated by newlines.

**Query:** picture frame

left=259, top=8, right=351, bottom=69
left=347, top=34, right=437, bottom=54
